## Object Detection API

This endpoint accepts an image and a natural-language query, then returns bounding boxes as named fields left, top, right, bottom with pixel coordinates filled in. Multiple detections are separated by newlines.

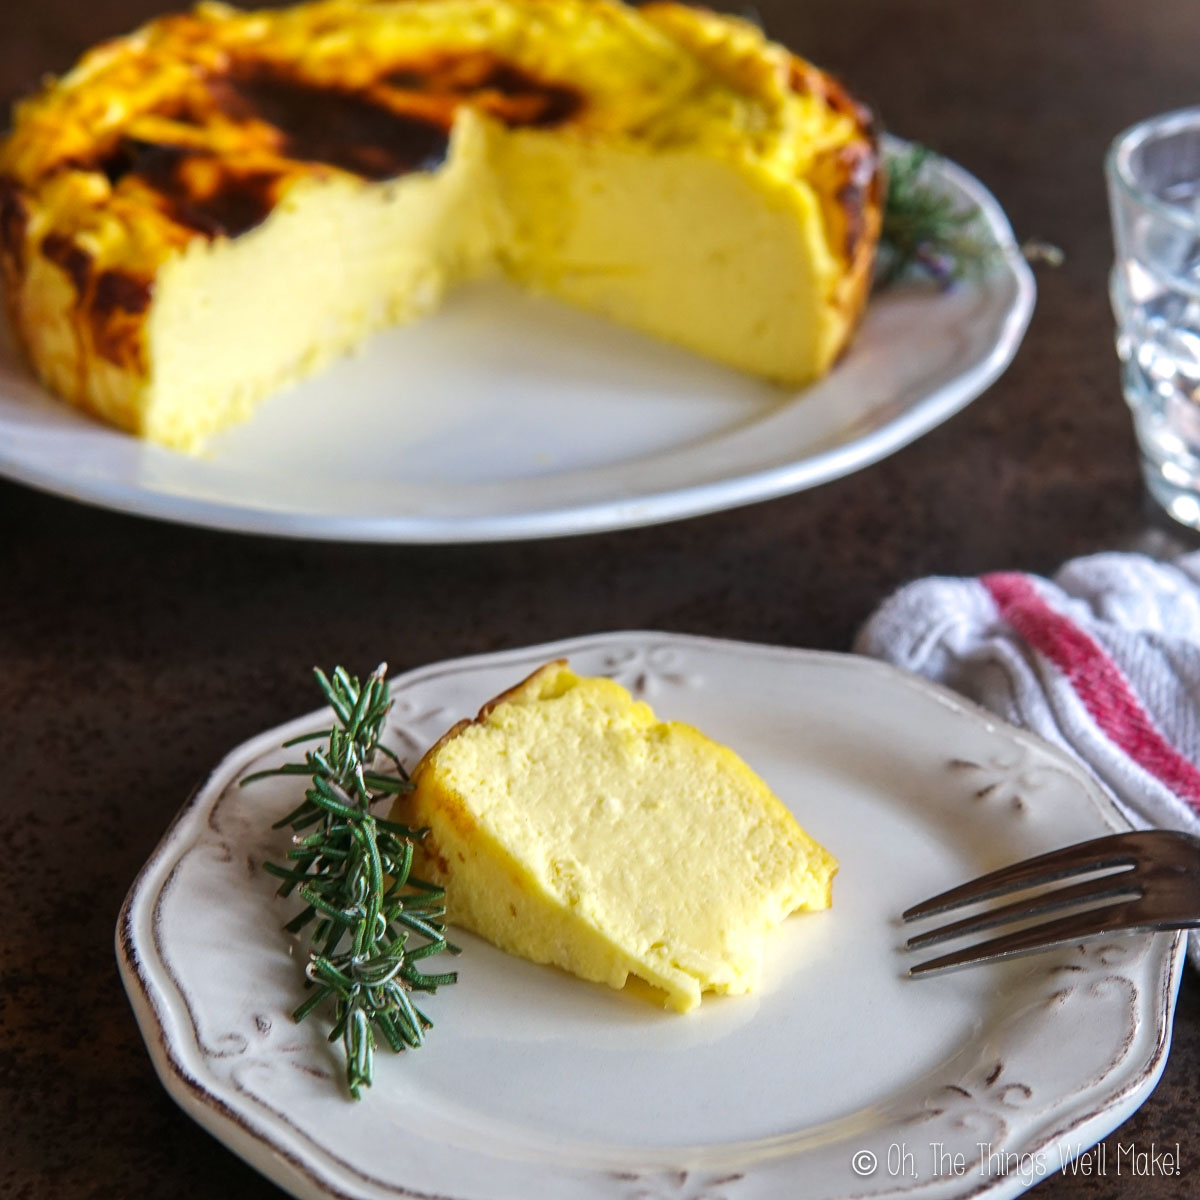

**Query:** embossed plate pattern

left=0, top=144, right=1033, bottom=542
left=117, top=634, right=1183, bottom=1200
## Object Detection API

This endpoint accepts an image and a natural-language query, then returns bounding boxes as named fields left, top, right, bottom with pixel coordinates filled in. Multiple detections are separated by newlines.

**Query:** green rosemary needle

left=878, top=142, right=995, bottom=288
left=242, top=663, right=458, bottom=1099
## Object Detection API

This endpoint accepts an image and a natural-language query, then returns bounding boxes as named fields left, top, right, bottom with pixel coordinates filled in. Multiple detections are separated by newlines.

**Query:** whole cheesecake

left=0, top=0, right=881, bottom=449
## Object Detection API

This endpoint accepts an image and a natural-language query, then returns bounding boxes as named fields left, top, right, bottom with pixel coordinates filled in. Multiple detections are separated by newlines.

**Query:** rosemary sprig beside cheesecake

left=878, top=143, right=994, bottom=286
left=242, top=664, right=458, bottom=1099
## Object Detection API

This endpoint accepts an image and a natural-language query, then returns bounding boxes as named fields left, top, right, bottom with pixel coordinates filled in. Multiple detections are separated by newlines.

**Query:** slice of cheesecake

left=399, top=660, right=837, bottom=1011
left=0, top=0, right=880, bottom=450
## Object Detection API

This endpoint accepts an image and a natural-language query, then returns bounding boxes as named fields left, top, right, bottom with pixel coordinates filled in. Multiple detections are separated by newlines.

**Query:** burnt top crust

left=82, top=52, right=585, bottom=241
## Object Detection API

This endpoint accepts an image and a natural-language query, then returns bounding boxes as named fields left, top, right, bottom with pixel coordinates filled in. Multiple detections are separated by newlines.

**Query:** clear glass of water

left=1108, top=108, right=1200, bottom=528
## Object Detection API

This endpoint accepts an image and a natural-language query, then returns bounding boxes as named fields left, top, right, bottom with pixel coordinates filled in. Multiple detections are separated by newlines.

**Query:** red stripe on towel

left=983, top=571, right=1200, bottom=813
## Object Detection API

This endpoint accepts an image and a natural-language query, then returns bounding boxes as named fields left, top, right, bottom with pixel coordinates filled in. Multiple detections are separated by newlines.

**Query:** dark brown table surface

left=4, top=1, right=1200, bottom=1197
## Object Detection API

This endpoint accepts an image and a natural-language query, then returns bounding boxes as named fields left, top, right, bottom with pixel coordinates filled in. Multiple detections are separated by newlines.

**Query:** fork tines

left=902, top=830, right=1199, bottom=976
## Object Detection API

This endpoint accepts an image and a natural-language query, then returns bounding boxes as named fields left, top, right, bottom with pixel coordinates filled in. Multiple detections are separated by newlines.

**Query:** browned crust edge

left=409, top=658, right=569, bottom=780
left=790, top=60, right=884, bottom=362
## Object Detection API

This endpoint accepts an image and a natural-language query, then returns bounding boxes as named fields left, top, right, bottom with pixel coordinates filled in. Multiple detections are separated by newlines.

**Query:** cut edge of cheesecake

left=401, top=659, right=837, bottom=1012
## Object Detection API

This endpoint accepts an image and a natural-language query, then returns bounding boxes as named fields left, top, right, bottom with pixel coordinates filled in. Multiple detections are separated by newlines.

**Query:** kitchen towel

left=857, top=550, right=1200, bottom=961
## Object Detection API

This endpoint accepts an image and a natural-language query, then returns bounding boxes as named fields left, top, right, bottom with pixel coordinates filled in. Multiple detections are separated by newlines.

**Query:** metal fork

left=902, top=829, right=1200, bottom=976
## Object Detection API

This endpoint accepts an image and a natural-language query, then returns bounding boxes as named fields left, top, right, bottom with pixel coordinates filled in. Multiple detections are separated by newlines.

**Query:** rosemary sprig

left=878, top=143, right=995, bottom=288
left=242, top=664, right=458, bottom=1099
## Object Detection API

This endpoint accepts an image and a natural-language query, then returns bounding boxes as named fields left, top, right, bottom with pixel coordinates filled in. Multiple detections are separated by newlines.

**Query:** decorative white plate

left=1, top=146, right=1034, bottom=542
left=118, top=632, right=1183, bottom=1200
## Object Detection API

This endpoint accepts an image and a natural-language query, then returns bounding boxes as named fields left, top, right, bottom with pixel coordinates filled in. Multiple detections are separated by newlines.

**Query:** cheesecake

left=0, top=0, right=881, bottom=449
left=400, top=660, right=837, bottom=1011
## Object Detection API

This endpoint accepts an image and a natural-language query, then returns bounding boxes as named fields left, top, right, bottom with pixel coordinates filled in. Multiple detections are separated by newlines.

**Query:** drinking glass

left=1108, top=108, right=1200, bottom=528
